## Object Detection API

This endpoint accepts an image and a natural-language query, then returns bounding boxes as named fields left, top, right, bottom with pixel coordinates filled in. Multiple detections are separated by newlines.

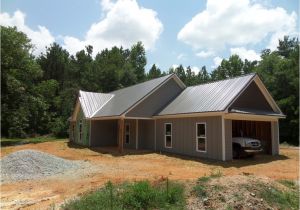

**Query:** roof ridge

left=109, top=74, right=174, bottom=94
left=187, top=73, right=256, bottom=88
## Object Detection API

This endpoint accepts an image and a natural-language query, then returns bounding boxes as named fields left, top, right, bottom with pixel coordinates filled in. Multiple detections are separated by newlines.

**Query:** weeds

left=277, top=179, right=297, bottom=190
left=258, top=183, right=299, bottom=210
left=62, top=179, right=185, bottom=210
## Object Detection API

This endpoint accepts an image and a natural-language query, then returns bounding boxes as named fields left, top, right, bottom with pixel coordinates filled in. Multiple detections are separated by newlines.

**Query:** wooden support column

left=118, top=117, right=125, bottom=153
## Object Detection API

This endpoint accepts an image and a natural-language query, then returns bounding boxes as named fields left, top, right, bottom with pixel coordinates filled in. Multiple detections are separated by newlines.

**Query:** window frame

left=196, top=122, right=207, bottom=152
left=125, top=123, right=130, bottom=144
left=164, top=123, right=172, bottom=148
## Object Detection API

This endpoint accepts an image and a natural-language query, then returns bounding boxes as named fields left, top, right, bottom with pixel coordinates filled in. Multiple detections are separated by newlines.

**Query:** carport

left=232, top=120, right=272, bottom=154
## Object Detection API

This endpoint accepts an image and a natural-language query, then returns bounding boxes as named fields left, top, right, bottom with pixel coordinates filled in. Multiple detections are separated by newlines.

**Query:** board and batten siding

left=73, top=107, right=90, bottom=146
left=90, top=120, right=118, bottom=147
left=156, top=116, right=223, bottom=160
left=126, top=78, right=183, bottom=118
left=138, top=120, right=155, bottom=150
left=224, top=119, right=233, bottom=160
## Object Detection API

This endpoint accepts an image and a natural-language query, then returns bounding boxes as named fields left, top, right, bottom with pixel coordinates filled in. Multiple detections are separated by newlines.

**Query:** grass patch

left=62, top=179, right=185, bottom=210
left=277, top=179, right=297, bottom=190
left=1, top=136, right=65, bottom=146
left=259, top=184, right=299, bottom=210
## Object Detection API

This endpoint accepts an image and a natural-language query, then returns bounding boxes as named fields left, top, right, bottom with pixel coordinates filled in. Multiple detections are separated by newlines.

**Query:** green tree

left=130, top=42, right=146, bottom=82
left=174, top=65, right=186, bottom=83
left=148, top=64, right=162, bottom=79
left=1, top=26, right=43, bottom=137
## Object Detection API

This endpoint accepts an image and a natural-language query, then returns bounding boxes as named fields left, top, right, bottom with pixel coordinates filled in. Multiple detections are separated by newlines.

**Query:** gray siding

left=156, top=116, right=223, bottom=160
left=90, top=120, right=118, bottom=146
left=230, top=82, right=273, bottom=111
left=224, top=119, right=232, bottom=160
left=138, top=120, right=155, bottom=150
left=126, top=79, right=183, bottom=117
left=271, top=121, right=279, bottom=155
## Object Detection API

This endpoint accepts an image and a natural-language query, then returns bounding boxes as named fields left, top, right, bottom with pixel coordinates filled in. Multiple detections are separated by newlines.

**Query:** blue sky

left=1, top=0, right=298, bottom=73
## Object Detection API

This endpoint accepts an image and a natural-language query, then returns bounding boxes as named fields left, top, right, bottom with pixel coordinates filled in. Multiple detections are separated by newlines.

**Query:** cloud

left=178, top=0, right=297, bottom=51
left=177, top=53, right=186, bottom=60
left=191, top=66, right=200, bottom=74
left=63, top=0, right=163, bottom=55
left=230, top=47, right=261, bottom=61
left=196, top=50, right=215, bottom=58
left=211, top=56, right=223, bottom=69
left=0, top=10, right=55, bottom=55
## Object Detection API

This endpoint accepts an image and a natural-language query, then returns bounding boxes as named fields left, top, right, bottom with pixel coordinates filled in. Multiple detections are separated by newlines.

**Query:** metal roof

left=79, top=90, right=113, bottom=118
left=88, top=74, right=174, bottom=118
left=158, top=74, right=257, bottom=116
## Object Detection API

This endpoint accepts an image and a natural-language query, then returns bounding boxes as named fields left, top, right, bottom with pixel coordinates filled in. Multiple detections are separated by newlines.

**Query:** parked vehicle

left=232, top=137, right=262, bottom=158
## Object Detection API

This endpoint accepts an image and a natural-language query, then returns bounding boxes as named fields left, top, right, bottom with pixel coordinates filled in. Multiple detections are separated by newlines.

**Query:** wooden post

left=118, top=118, right=125, bottom=153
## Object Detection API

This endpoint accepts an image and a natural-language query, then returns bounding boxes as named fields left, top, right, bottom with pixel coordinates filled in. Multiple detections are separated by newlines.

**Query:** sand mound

left=1, top=149, right=81, bottom=182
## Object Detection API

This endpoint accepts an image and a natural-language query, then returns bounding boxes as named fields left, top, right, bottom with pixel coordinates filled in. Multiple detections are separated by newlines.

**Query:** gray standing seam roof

left=79, top=74, right=174, bottom=118
left=158, top=74, right=257, bottom=116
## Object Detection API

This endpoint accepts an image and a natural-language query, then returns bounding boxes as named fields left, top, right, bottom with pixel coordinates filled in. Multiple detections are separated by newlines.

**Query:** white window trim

left=164, top=123, right=172, bottom=148
left=125, top=123, right=130, bottom=144
left=196, top=122, right=207, bottom=153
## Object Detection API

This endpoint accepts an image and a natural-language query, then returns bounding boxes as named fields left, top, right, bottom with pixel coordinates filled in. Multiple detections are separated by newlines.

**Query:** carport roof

left=157, top=73, right=283, bottom=116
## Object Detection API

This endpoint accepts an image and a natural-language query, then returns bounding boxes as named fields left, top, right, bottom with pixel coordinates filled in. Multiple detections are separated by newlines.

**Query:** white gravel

left=1, top=149, right=82, bottom=182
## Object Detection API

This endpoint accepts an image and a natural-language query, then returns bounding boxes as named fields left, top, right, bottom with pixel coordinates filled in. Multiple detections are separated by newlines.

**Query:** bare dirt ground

left=1, top=140, right=299, bottom=209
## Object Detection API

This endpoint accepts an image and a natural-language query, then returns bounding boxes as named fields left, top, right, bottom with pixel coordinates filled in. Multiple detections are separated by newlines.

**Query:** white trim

left=125, top=123, right=130, bottom=144
left=123, top=74, right=185, bottom=116
left=154, top=112, right=224, bottom=119
left=125, top=117, right=153, bottom=120
left=135, top=119, right=138, bottom=150
left=196, top=122, right=207, bottom=153
left=164, top=123, right=172, bottom=148
left=154, top=119, right=157, bottom=151
left=221, top=116, right=226, bottom=161
left=224, top=113, right=281, bottom=121
left=91, top=116, right=122, bottom=120
left=90, top=95, right=114, bottom=117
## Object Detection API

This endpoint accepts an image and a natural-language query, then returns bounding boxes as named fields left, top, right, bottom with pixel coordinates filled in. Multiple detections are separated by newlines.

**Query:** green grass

left=259, top=184, right=299, bottom=210
left=277, top=179, right=297, bottom=190
left=62, top=180, right=185, bottom=210
left=1, top=136, right=65, bottom=146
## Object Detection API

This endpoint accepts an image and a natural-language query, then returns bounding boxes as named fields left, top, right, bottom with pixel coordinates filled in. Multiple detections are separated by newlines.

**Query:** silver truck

left=232, top=137, right=263, bottom=158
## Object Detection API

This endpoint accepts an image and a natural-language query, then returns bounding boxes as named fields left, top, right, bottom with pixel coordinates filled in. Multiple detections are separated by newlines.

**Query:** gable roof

left=158, top=73, right=284, bottom=116
left=77, top=74, right=185, bottom=119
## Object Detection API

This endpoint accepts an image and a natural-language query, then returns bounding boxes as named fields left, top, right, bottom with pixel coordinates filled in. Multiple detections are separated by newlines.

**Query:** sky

left=1, top=0, right=299, bottom=73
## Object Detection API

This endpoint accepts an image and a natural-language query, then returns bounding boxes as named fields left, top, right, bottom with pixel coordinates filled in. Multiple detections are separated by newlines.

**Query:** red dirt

left=1, top=140, right=298, bottom=209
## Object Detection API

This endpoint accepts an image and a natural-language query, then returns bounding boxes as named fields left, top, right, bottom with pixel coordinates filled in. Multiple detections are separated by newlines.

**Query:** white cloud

left=177, top=53, right=186, bottom=60
left=211, top=56, right=223, bottom=69
left=230, top=47, right=261, bottom=61
left=191, top=66, right=200, bottom=74
left=196, top=50, right=215, bottom=58
left=63, top=0, right=163, bottom=55
left=0, top=10, right=55, bottom=55
left=178, top=0, right=297, bottom=51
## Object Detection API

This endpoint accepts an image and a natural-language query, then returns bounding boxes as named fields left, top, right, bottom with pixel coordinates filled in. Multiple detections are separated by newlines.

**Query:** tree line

left=1, top=26, right=298, bottom=145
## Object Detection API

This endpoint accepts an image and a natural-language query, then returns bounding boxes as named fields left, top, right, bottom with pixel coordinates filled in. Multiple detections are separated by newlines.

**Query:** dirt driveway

left=1, top=140, right=299, bottom=209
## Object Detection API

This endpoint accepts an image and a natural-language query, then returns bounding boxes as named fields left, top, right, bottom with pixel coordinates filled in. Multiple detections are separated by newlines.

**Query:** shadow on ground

left=67, top=141, right=289, bottom=168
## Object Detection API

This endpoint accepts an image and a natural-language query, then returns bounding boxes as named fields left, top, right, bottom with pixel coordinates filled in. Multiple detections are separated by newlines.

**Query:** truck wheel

left=233, top=144, right=241, bottom=159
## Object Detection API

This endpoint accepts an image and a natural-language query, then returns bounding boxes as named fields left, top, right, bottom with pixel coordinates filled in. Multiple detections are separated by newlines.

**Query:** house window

left=164, top=123, right=172, bottom=148
left=125, top=123, right=130, bottom=144
left=79, top=120, right=82, bottom=142
left=196, top=123, right=206, bottom=152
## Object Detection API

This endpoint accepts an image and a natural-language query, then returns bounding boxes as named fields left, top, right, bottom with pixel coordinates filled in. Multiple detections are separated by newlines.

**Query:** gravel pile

left=1, top=149, right=82, bottom=182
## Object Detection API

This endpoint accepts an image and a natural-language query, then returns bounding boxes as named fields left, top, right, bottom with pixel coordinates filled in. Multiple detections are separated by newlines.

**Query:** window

left=125, top=123, right=130, bottom=144
left=196, top=123, right=206, bottom=152
left=79, top=120, right=83, bottom=142
left=164, top=123, right=172, bottom=148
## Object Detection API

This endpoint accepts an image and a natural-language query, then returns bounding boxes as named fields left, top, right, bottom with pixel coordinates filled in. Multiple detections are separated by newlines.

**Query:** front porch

left=90, top=118, right=155, bottom=153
